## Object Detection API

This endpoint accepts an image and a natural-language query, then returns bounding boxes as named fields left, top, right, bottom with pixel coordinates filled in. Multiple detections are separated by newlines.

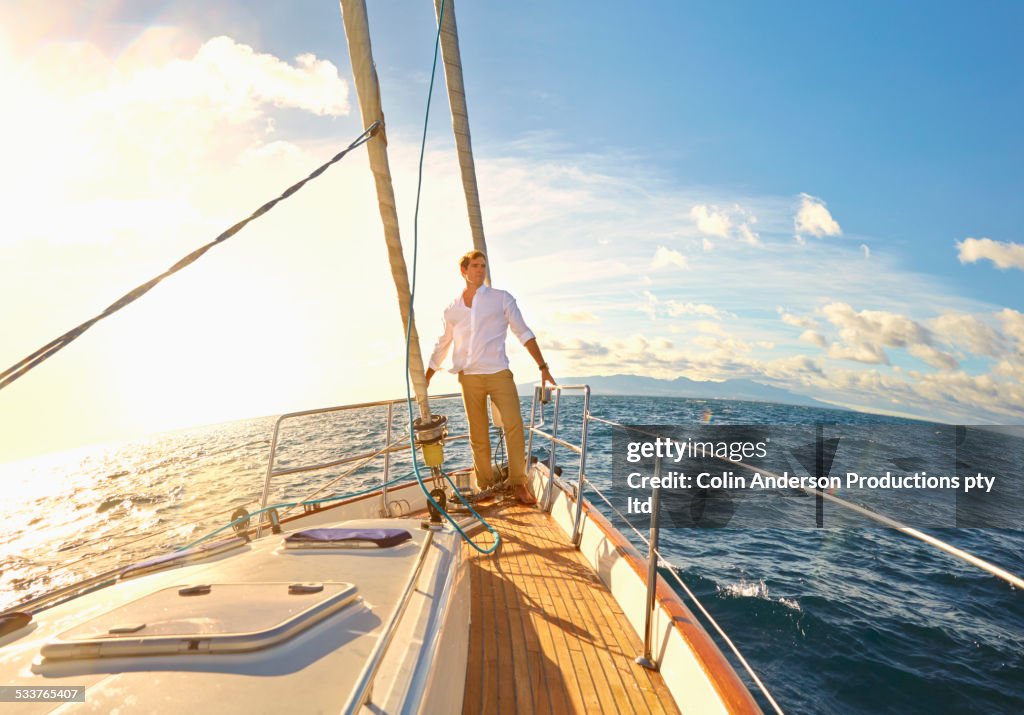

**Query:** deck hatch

left=40, top=582, right=358, bottom=660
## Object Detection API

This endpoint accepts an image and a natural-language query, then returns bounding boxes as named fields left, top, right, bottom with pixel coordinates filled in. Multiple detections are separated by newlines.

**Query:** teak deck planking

left=461, top=499, right=681, bottom=715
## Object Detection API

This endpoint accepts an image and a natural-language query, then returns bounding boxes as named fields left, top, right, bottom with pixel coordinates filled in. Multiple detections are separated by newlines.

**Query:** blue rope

left=405, top=0, right=500, bottom=554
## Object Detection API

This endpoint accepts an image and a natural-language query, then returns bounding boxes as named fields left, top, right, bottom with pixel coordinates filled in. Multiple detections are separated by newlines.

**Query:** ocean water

left=1, top=395, right=1021, bottom=714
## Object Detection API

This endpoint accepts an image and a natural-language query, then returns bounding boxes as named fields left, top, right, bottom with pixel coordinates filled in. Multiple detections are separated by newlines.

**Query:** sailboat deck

left=463, top=499, right=680, bottom=714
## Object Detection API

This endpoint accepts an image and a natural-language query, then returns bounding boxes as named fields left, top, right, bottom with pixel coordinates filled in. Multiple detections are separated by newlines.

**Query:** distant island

left=517, top=373, right=844, bottom=411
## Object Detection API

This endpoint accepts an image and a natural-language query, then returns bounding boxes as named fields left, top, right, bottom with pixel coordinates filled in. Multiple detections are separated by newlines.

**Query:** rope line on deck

left=0, top=122, right=379, bottom=392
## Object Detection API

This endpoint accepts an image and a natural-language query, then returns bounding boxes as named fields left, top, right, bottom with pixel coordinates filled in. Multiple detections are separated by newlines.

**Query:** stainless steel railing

left=548, top=403, right=785, bottom=711
left=525, top=384, right=591, bottom=545
left=527, top=386, right=671, bottom=671
left=258, top=393, right=467, bottom=519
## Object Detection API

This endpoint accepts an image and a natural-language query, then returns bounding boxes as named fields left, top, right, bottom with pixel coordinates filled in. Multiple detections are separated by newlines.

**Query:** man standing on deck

left=425, top=250, right=555, bottom=505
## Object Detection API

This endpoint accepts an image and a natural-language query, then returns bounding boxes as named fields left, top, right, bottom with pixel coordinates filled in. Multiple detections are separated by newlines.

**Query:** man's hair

left=459, top=250, right=487, bottom=272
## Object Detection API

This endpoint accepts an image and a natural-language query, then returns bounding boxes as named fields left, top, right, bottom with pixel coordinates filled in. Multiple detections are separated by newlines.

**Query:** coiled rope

left=0, top=122, right=379, bottom=391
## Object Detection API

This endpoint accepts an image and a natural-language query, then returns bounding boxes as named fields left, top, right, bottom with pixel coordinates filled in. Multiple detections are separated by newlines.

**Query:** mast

left=339, top=0, right=431, bottom=420
left=432, top=0, right=491, bottom=286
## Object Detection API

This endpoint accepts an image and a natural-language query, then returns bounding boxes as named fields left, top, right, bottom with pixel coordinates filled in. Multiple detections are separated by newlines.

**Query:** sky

left=1, top=0, right=1022, bottom=463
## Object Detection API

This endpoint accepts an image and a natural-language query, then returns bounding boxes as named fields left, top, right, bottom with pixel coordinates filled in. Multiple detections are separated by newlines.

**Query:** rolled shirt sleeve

left=504, top=292, right=536, bottom=345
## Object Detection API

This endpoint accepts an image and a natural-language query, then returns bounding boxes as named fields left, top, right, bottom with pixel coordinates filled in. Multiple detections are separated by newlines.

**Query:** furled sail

left=433, top=0, right=491, bottom=286
left=339, top=0, right=431, bottom=419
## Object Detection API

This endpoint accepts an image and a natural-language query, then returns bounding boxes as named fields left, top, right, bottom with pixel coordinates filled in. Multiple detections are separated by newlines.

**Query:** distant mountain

left=517, top=373, right=843, bottom=410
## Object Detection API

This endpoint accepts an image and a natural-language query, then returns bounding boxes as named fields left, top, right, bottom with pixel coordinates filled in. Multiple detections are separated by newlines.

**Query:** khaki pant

left=458, top=369, right=526, bottom=487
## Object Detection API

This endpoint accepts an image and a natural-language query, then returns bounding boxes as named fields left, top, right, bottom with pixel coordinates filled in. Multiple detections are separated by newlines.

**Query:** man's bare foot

left=513, top=484, right=537, bottom=505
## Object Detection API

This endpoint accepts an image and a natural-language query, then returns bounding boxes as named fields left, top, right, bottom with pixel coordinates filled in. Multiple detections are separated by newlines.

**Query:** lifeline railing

left=4, top=395, right=475, bottom=618
left=531, top=393, right=1024, bottom=715
left=525, top=384, right=591, bottom=546
left=257, top=392, right=470, bottom=524
left=526, top=385, right=786, bottom=713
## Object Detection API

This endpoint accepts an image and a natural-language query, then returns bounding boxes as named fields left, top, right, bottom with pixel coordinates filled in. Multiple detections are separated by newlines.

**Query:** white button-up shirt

left=428, top=284, right=536, bottom=375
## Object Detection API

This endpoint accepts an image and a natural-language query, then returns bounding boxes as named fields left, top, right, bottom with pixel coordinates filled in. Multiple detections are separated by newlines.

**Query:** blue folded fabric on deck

left=285, top=528, right=412, bottom=548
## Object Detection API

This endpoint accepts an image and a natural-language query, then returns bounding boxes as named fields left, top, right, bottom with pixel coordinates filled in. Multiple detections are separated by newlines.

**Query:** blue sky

left=1, top=1, right=1022, bottom=460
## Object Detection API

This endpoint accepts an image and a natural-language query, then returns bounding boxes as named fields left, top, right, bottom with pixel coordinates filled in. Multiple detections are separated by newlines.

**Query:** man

left=425, top=250, right=555, bottom=505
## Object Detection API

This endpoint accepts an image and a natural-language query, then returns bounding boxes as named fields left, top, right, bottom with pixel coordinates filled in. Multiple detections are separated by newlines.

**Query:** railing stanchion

left=542, top=389, right=561, bottom=511
left=257, top=416, right=286, bottom=537
left=637, top=456, right=662, bottom=670
left=570, top=386, right=591, bottom=547
left=526, top=386, right=539, bottom=471
left=382, top=402, right=394, bottom=516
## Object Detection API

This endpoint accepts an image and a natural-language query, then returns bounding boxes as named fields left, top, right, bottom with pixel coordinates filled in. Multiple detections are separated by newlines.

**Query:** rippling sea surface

left=2, top=395, right=1021, bottom=714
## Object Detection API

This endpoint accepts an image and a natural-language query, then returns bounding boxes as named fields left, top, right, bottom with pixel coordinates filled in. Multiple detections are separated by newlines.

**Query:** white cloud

left=651, top=246, right=689, bottom=270
left=702, top=238, right=714, bottom=251
left=690, top=203, right=760, bottom=245
left=542, top=337, right=610, bottom=357
left=794, top=193, right=841, bottom=240
left=956, top=237, right=1024, bottom=271
left=552, top=310, right=599, bottom=323
left=905, top=370, right=1023, bottom=419
left=664, top=301, right=726, bottom=319
left=694, top=321, right=728, bottom=336
left=762, top=355, right=825, bottom=379
left=827, top=341, right=889, bottom=364
left=690, top=204, right=732, bottom=238
left=737, top=223, right=760, bottom=246
left=823, top=302, right=928, bottom=348
left=908, top=344, right=958, bottom=370
left=777, top=308, right=817, bottom=330
left=693, top=335, right=753, bottom=354
left=1, top=35, right=350, bottom=250
left=860, top=244, right=870, bottom=259
left=175, top=37, right=347, bottom=116
left=993, top=359, right=1024, bottom=382
left=530, top=323, right=1023, bottom=422
left=822, top=302, right=951, bottom=367
left=799, top=330, right=827, bottom=347
left=931, top=312, right=1006, bottom=358
left=998, top=309, right=1024, bottom=349
left=639, top=290, right=659, bottom=319
left=640, top=292, right=728, bottom=321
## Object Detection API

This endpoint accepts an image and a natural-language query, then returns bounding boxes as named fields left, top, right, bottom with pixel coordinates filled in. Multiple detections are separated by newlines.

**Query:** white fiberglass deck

left=0, top=518, right=461, bottom=714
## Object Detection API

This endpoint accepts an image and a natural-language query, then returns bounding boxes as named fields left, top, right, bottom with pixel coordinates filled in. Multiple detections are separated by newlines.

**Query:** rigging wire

left=404, top=0, right=500, bottom=554
left=0, top=122, right=380, bottom=392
